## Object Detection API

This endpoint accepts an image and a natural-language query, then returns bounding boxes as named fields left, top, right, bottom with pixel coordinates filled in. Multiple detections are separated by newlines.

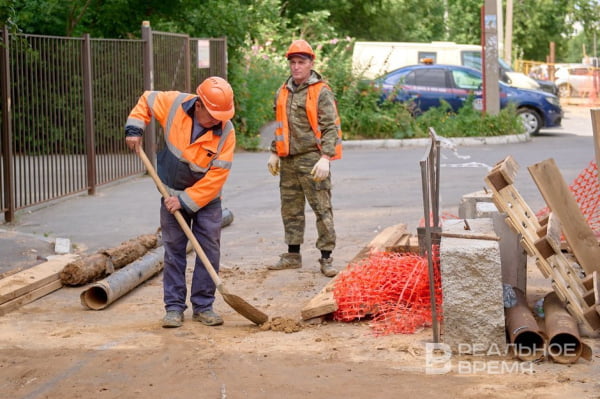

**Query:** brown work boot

left=319, top=257, right=337, bottom=277
left=193, top=309, right=224, bottom=326
left=268, top=253, right=302, bottom=270
left=162, top=310, right=184, bottom=328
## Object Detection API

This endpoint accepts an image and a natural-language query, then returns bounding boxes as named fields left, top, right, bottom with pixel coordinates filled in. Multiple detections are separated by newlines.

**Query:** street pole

left=483, top=0, right=500, bottom=115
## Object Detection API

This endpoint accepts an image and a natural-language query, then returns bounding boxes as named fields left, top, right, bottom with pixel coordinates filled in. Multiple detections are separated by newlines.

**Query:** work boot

left=193, top=309, right=224, bottom=326
left=268, top=253, right=302, bottom=270
left=319, top=257, right=337, bottom=277
left=162, top=310, right=184, bottom=328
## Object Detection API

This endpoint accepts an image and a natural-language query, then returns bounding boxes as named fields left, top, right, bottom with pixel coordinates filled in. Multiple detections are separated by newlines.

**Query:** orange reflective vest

left=274, top=81, right=343, bottom=159
left=126, top=91, right=235, bottom=212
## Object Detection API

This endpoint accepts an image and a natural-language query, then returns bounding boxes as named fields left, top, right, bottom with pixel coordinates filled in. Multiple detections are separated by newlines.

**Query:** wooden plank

left=369, top=224, right=408, bottom=253
left=0, top=254, right=78, bottom=304
left=546, top=212, right=563, bottom=249
left=528, top=158, right=600, bottom=275
left=0, top=279, right=63, bottom=316
left=486, top=158, right=599, bottom=331
left=348, top=223, right=407, bottom=265
left=440, top=232, right=500, bottom=241
left=594, top=272, right=599, bottom=307
left=300, top=276, right=339, bottom=320
left=390, top=234, right=420, bottom=253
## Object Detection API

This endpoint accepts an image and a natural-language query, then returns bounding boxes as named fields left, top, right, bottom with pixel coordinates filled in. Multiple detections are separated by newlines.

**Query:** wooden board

left=347, top=223, right=407, bottom=265
left=0, top=279, right=63, bottom=316
left=300, top=277, right=339, bottom=320
left=0, top=254, right=78, bottom=304
left=528, top=158, right=600, bottom=275
left=486, top=156, right=599, bottom=332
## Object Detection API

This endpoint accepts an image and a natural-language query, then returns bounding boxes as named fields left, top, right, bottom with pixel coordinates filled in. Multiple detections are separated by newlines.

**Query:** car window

left=383, top=71, right=405, bottom=86
left=409, top=68, right=448, bottom=88
left=462, top=51, right=481, bottom=70
left=451, top=70, right=481, bottom=90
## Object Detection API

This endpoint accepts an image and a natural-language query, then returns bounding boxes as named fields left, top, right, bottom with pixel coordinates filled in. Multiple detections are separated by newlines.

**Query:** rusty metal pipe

left=543, top=291, right=592, bottom=364
left=80, top=247, right=164, bottom=310
left=505, top=288, right=546, bottom=361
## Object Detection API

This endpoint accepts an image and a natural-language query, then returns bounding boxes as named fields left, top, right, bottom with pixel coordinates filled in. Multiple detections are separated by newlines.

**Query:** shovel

left=137, top=148, right=269, bottom=325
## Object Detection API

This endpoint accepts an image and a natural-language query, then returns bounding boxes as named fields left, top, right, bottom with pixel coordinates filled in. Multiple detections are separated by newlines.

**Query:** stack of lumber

left=485, top=156, right=600, bottom=333
left=301, top=223, right=419, bottom=320
left=0, top=254, right=79, bottom=316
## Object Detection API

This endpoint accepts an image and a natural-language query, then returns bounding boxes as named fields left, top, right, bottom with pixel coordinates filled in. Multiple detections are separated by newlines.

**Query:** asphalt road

left=0, top=104, right=597, bottom=274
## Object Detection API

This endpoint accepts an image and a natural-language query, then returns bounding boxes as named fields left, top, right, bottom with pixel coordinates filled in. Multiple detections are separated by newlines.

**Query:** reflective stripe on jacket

left=125, top=90, right=235, bottom=213
left=274, top=81, right=342, bottom=159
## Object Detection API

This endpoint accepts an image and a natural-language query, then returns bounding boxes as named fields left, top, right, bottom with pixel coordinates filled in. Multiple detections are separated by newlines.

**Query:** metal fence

left=0, top=24, right=227, bottom=222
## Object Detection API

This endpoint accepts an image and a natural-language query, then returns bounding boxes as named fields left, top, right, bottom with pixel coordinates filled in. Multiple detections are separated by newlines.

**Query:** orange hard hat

left=196, top=76, right=235, bottom=121
left=285, top=39, right=315, bottom=60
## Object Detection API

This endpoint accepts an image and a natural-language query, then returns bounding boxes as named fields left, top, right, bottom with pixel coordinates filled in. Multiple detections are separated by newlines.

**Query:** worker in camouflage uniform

left=267, top=39, right=343, bottom=278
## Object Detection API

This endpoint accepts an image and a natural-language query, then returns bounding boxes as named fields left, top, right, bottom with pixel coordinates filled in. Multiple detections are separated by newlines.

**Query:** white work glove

left=267, top=153, right=280, bottom=176
left=311, top=157, right=330, bottom=182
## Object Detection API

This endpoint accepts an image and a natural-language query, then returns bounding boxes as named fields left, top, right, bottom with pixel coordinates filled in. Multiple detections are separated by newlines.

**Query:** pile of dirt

left=259, top=316, right=304, bottom=333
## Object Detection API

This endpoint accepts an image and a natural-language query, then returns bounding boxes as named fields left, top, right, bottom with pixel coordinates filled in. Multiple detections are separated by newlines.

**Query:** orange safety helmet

left=285, top=39, right=315, bottom=60
left=196, top=76, right=235, bottom=121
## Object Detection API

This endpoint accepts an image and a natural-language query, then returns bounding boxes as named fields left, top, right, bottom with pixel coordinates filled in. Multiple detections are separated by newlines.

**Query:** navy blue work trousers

left=160, top=198, right=222, bottom=314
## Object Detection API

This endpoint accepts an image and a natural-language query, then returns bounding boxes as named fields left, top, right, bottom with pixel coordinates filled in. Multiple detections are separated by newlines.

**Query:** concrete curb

left=342, top=131, right=531, bottom=149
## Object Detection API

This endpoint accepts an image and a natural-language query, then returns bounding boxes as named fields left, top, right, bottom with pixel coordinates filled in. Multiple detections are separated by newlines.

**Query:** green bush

left=415, top=97, right=525, bottom=137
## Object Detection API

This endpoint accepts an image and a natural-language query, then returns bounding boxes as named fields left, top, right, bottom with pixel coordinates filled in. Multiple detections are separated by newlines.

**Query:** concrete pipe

left=505, top=288, right=546, bottom=361
left=543, top=291, right=592, bottom=364
left=80, top=247, right=164, bottom=310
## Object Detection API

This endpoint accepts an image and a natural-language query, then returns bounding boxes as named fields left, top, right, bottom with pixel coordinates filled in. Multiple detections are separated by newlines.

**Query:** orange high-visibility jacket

left=126, top=91, right=235, bottom=213
left=274, top=81, right=342, bottom=159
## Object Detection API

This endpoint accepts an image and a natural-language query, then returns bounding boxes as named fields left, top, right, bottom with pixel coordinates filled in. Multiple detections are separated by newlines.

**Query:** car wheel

left=517, top=108, right=542, bottom=135
left=558, top=83, right=573, bottom=98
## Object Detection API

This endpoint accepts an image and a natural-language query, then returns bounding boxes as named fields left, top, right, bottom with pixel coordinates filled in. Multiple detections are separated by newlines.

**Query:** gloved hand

left=311, top=157, right=330, bottom=182
left=267, top=153, right=280, bottom=176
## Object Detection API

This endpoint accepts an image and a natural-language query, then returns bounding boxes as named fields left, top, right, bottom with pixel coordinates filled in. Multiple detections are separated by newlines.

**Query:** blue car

left=376, top=64, right=563, bottom=135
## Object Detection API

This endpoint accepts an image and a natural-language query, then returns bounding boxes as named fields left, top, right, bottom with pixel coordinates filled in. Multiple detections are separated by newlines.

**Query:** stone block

left=458, top=190, right=494, bottom=219
left=440, top=218, right=506, bottom=353
left=475, top=201, right=498, bottom=218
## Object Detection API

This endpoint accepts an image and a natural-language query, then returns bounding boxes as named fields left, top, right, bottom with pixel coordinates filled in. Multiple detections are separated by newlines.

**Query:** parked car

left=375, top=64, right=563, bottom=135
left=527, top=63, right=559, bottom=95
left=498, top=59, right=558, bottom=96
left=554, top=64, right=600, bottom=97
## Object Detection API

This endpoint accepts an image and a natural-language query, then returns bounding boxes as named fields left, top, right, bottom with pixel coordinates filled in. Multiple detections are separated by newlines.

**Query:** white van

left=352, top=41, right=543, bottom=91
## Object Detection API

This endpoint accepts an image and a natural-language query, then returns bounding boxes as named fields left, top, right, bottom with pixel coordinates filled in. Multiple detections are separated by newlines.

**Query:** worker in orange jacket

left=125, top=77, right=236, bottom=328
left=267, top=39, right=343, bottom=277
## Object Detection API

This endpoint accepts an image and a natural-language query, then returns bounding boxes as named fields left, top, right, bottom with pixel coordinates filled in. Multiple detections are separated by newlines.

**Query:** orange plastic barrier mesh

left=537, top=161, right=599, bottom=236
left=332, top=250, right=443, bottom=335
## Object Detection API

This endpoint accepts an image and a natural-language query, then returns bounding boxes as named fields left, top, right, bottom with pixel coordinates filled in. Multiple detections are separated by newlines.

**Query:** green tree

left=445, top=0, right=482, bottom=44
left=511, top=0, right=572, bottom=61
left=282, top=0, right=445, bottom=42
left=6, top=0, right=182, bottom=37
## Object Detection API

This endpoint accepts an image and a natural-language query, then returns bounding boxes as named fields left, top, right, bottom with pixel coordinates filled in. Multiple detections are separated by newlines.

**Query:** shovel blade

left=221, top=291, right=268, bottom=325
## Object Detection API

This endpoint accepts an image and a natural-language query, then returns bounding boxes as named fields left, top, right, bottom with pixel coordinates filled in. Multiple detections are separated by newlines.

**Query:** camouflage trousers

left=279, top=151, right=336, bottom=251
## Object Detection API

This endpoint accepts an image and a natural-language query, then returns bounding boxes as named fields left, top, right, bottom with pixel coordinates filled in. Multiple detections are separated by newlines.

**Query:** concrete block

left=440, top=218, right=506, bottom=353
left=458, top=190, right=494, bottom=219
left=458, top=189, right=527, bottom=293
left=475, top=201, right=498, bottom=218
left=54, top=237, right=71, bottom=254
